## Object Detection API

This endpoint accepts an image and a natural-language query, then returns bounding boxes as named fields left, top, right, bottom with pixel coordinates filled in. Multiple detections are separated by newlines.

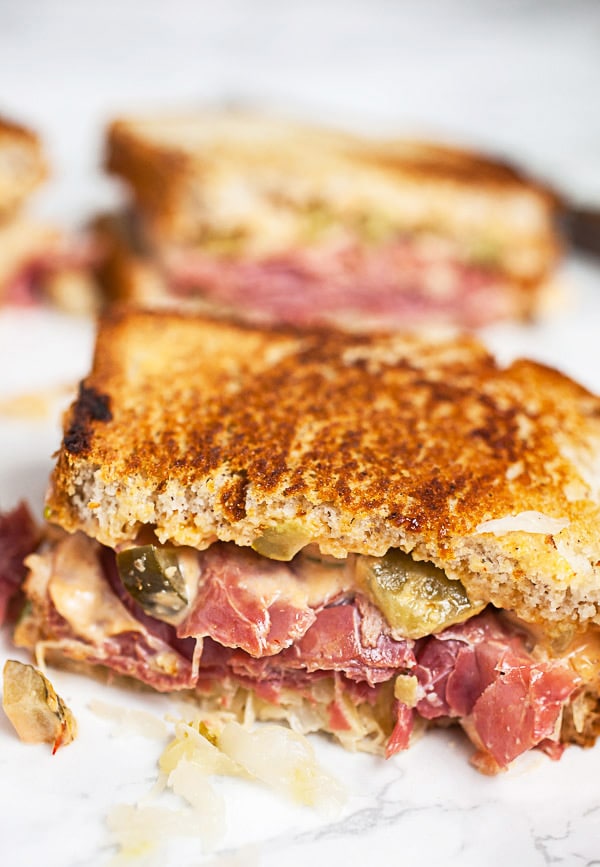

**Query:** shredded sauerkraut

left=178, top=677, right=394, bottom=756
left=475, top=510, right=569, bottom=536
left=107, top=701, right=346, bottom=862
left=107, top=804, right=210, bottom=864
left=89, top=699, right=169, bottom=740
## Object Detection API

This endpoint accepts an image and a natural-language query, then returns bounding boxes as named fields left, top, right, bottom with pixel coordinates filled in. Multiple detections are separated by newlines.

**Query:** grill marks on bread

left=53, top=309, right=595, bottom=535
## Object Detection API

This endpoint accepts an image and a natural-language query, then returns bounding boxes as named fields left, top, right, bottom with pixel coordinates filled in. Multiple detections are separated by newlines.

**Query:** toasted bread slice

left=106, top=110, right=559, bottom=290
left=47, top=307, right=600, bottom=632
left=0, top=116, right=47, bottom=220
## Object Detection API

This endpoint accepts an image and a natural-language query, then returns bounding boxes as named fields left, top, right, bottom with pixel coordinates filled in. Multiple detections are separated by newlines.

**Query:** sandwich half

left=102, top=111, right=561, bottom=330
left=0, top=114, right=97, bottom=310
left=16, top=308, right=600, bottom=772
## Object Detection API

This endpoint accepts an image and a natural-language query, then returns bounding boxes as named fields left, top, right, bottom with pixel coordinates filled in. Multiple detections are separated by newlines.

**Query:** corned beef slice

left=12, top=527, right=581, bottom=768
left=0, top=502, right=39, bottom=625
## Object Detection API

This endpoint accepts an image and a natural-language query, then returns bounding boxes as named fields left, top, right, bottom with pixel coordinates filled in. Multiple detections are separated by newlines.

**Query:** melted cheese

left=48, top=533, right=144, bottom=643
left=172, top=547, right=201, bottom=625
left=235, top=549, right=355, bottom=612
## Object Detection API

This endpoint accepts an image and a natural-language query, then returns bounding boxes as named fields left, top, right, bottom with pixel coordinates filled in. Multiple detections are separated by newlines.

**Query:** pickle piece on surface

left=252, top=523, right=313, bottom=561
left=2, top=659, right=77, bottom=752
left=116, top=545, right=188, bottom=619
left=355, top=549, right=485, bottom=639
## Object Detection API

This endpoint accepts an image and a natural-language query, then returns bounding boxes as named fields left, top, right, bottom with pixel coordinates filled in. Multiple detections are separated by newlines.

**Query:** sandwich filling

left=159, top=235, right=524, bottom=329
left=13, top=525, right=590, bottom=775
left=109, top=209, right=540, bottom=328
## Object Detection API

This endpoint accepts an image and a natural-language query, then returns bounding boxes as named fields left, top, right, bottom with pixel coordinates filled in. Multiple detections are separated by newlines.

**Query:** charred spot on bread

left=63, top=383, right=112, bottom=455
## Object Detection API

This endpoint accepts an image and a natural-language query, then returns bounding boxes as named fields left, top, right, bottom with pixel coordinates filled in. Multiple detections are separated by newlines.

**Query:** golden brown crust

left=0, top=115, right=40, bottom=146
left=106, top=120, right=192, bottom=238
left=106, top=112, right=558, bottom=207
left=0, top=115, right=47, bottom=218
left=47, top=308, right=600, bottom=630
left=361, top=138, right=559, bottom=202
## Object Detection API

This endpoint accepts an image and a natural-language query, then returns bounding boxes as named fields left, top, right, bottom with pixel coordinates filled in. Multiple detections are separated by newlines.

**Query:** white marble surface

left=1, top=2, right=600, bottom=864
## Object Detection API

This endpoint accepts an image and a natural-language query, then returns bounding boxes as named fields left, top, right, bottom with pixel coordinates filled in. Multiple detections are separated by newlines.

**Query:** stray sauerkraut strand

left=161, top=715, right=345, bottom=810
left=475, top=511, right=569, bottom=536
left=107, top=804, right=210, bottom=865
left=218, top=720, right=346, bottom=809
left=167, top=759, right=226, bottom=846
left=88, top=699, right=169, bottom=740
left=160, top=719, right=246, bottom=779
left=108, top=712, right=346, bottom=863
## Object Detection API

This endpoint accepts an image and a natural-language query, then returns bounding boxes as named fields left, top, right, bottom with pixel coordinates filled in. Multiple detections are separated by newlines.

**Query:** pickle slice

left=355, top=549, right=485, bottom=639
left=2, top=660, right=77, bottom=752
left=251, top=523, right=313, bottom=561
left=116, top=545, right=188, bottom=619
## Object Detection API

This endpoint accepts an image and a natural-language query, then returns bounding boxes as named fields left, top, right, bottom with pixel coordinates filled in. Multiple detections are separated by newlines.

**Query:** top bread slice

left=105, top=110, right=559, bottom=289
left=0, top=116, right=47, bottom=220
left=47, top=307, right=600, bottom=633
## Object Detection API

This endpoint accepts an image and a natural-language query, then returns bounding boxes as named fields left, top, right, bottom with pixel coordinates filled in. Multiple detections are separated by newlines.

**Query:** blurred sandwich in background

left=0, top=114, right=97, bottom=312
left=98, top=109, right=562, bottom=329
left=0, top=116, right=46, bottom=218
